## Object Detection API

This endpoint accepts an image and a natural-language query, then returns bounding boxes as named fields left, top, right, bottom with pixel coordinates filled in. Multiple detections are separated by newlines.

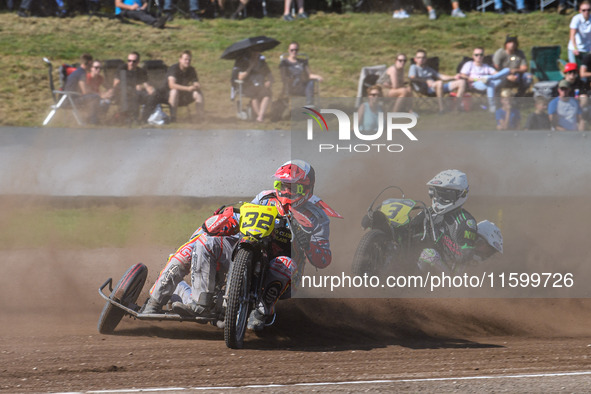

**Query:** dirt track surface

left=1, top=249, right=591, bottom=393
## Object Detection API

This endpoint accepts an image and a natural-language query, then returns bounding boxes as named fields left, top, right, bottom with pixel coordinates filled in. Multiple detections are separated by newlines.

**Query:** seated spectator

left=377, top=53, right=413, bottom=112
left=357, top=85, right=384, bottom=132
left=549, top=80, right=585, bottom=131
left=164, top=50, right=204, bottom=122
left=86, top=60, right=114, bottom=120
left=493, top=36, right=533, bottom=97
left=409, top=49, right=466, bottom=113
left=524, top=97, right=551, bottom=130
left=112, top=51, right=160, bottom=123
left=496, top=90, right=520, bottom=130
left=460, top=47, right=510, bottom=113
left=279, top=41, right=322, bottom=106
left=64, top=53, right=100, bottom=124
left=567, top=61, right=590, bottom=113
left=234, top=51, right=273, bottom=122
left=115, top=0, right=167, bottom=28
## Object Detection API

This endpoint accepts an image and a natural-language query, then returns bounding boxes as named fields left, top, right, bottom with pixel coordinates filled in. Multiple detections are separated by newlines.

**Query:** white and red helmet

left=273, top=160, right=315, bottom=207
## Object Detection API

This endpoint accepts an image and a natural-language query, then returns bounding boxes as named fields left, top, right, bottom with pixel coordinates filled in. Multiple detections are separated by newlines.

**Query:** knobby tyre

left=351, top=229, right=391, bottom=277
left=97, top=263, right=148, bottom=334
left=224, top=248, right=252, bottom=349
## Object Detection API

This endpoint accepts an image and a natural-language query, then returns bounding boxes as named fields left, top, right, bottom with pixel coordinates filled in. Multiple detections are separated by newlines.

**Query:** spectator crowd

left=27, top=0, right=591, bottom=131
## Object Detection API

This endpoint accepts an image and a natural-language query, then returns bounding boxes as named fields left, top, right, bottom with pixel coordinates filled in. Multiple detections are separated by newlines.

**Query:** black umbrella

left=220, top=36, right=281, bottom=60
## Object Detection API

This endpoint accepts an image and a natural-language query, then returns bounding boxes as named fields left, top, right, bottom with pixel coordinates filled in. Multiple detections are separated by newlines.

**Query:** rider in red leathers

left=142, top=160, right=340, bottom=332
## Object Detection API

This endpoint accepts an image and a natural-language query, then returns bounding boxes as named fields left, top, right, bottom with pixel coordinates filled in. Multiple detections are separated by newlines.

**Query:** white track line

left=60, top=371, right=591, bottom=393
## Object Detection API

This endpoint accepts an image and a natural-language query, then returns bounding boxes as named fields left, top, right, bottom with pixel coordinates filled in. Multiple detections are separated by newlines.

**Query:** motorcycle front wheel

left=351, top=229, right=393, bottom=277
left=224, top=248, right=253, bottom=349
left=97, top=263, right=147, bottom=335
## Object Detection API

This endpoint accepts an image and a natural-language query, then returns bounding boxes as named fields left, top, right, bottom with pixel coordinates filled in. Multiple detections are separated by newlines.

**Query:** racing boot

left=246, top=308, right=267, bottom=331
left=142, top=297, right=163, bottom=314
left=171, top=292, right=213, bottom=317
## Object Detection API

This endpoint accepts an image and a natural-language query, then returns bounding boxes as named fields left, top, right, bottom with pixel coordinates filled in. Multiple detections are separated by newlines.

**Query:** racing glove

left=291, top=219, right=312, bottom=253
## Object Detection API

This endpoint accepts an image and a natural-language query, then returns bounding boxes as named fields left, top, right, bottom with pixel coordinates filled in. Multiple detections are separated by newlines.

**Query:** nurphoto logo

left=303, top=106, right=418, bottom=153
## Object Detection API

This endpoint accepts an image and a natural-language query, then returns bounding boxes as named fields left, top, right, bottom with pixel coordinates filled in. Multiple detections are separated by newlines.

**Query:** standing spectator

left=493, top=36, right=532, bottom=97
left=112, top=51, right=160, bottom=123
left=496, top=89, right=520, bottom=130
left=549, top=80, right=585, bottom=131
left=115, top=0, right=167, bottom=28
left=283, top=0, right=307, bottom=20
left=164, top=50, right=204, bottom=122
left=524, top=97, right=551, bottom=130
left=279, top=42, right=322, bottom=105
left=460, top=47, right=510, bottom=112
left=568, top=1, right=591, bottom=64
left=422, top=0, right=465, bottom=20
left=87, top=60, right=114, bottom=120
left=409, top=49, right=466, bottom=113
left=494, top=0, right=528, bottom=14
left=234, top=51, right=273, bottom=122
left=64, top=54, right=100, bottom=124
left=357, top=85, right=384, bottom=132
left=378, top=53, right=413, bottom=112
left=163, top=0, right=202, bottom=21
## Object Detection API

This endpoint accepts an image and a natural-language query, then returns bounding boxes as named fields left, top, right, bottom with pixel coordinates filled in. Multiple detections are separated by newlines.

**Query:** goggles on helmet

left=274, top=180, right=306, bottom=196
left=429, top=187, right=463, bottom=204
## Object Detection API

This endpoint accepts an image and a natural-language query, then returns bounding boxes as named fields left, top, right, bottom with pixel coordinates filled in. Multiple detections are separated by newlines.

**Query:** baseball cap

left=558, top=79, right=572, bottom=89
left=564, top=62, right=578, bottom=73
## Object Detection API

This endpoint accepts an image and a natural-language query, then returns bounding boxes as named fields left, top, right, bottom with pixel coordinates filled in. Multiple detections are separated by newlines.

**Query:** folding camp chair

left=530, top=46, right=565, bottom=100
left=278, top=53, right=320, bottom=108
left=42, top=58, right=84, bottom=126
left=530, top=46, right=564, bottom=82
left=140, top=59, right=173, bottom=120
left=355, top=64, right=386, bottom=108
left=231, top=67, right=251, bottom=120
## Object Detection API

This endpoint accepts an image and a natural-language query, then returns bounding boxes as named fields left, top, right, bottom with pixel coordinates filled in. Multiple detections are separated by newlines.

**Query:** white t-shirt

left=568, top=13, right=591, bottom=52
left=460, top=61, right=497, bottom=79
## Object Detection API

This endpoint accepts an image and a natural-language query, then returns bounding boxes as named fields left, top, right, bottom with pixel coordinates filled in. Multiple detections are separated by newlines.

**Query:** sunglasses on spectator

left=473, top=53, right=484, bottom=56
left=566, top=70, right=577, bottom=74
left=92, top=65, right=101, bottom=69
left=397, top=58, right=407, bottom=62
left=128, top=59, right=138, bottom=63
left=559, top=87, right=570, bottom=90
left=289, top=48, right=299, bottom=52
left=581, top=8, right=591, bottom=11
left=368, top=93, right=380, bottom=96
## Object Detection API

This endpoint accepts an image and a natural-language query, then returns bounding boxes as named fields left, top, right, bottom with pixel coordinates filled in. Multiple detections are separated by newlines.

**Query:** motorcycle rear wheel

left=97, top=263, right=148, bottom=335
left=351, top=229, right=392, bottom=277
left=224, top=248, right=253, bottom=349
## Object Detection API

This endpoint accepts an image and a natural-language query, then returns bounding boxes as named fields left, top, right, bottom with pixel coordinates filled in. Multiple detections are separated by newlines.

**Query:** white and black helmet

left=427, top=169, right=469, bottom=214
left=477, top=220, right=503, bottom=254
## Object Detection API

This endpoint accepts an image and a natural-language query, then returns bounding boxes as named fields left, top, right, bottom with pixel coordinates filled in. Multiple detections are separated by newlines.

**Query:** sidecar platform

left=99, top=277, right=221, bottom=325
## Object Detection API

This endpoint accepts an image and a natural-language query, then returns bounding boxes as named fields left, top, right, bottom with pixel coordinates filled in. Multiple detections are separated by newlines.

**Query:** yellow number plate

left=239, top=203, right=278, bottom=237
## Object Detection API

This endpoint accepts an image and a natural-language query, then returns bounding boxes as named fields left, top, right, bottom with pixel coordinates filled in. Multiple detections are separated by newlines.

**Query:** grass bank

left=0, top=10, right=570, bottom=128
